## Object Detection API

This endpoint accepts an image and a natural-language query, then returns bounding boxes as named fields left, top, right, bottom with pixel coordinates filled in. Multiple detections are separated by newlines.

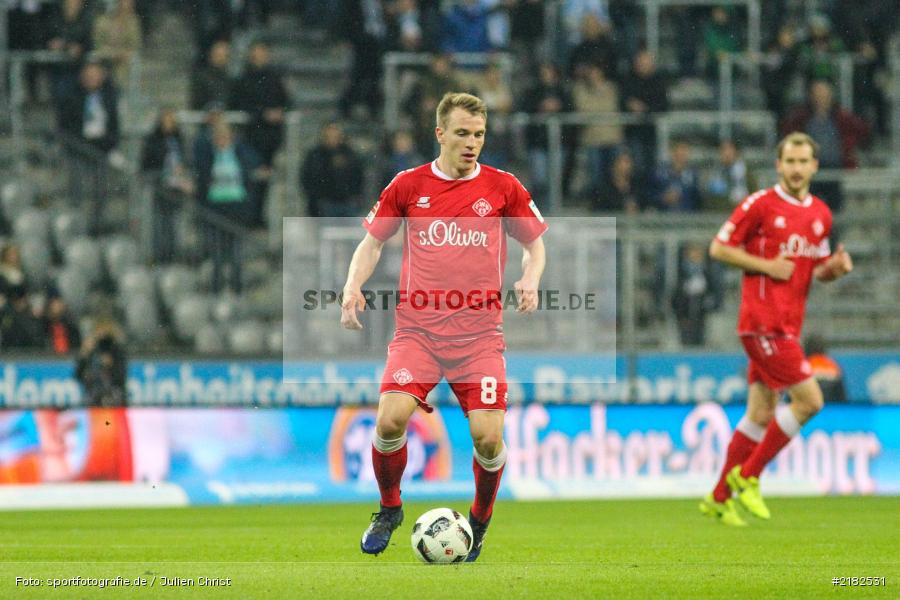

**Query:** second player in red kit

left=341, top=92, right=547, bottom=560
left=700, top=133, right=853, bottom=526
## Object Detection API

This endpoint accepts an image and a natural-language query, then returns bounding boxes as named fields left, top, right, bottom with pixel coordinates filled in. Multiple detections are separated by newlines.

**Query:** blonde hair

left=436, top=92, right=487, bottom=129
left=777, top=132, right=819, bottom=159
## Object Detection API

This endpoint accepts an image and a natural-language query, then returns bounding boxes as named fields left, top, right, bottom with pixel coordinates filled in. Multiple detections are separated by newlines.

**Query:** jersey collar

left=774, top=184, right=813, bottom=207
left=431, top=159, right=481, bottom=181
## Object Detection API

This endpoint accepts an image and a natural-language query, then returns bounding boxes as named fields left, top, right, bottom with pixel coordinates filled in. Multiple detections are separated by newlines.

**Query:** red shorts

left=741, top=334, right=813, bottom=391
left=379, top=331, right=508, bottom=415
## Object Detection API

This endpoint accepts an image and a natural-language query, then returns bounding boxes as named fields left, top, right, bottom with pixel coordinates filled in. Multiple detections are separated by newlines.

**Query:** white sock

left=474, top=443, right=507, bottom=472
left=373, top=431, right=407, bottom=454
left=774, top=404, right=802, bottom=437
left=736, top=416, right=765, bottom=442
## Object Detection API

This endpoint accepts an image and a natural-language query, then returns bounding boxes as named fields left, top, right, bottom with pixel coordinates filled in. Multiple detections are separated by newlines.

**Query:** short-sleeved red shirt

left=363, top=160, right=548, bottom=339
left=715, top=184, right=833, bottom=337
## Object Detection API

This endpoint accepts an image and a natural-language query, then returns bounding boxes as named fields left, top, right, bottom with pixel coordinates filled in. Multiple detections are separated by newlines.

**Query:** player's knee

left=473, top=431, right=504, bottom=459
left=748, top=405, right=774, bottom=426
left=376, top=414, right=409, bottom=439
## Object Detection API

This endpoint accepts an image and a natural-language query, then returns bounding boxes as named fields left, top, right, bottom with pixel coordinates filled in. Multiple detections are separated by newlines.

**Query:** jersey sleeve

left=714, top=190, right=765, bottom=248
left=362, top=173, right=406, bottom=241
left=503, top=174, right=548, bottom=243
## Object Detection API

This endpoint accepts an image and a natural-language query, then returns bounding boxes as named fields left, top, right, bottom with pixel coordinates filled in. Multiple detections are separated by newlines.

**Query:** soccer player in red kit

left=340, top=92, right=547, bottom=559
left=700, top=132, right=853, bottom=526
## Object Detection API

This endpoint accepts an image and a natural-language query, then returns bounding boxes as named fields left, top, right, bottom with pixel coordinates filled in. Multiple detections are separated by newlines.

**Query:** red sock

left=741, top=419, right=792, bottom=478
left=471, top=458, right=505, bottom=522
left=372, top=443, right=407, bottom=507
left=712, top=430, right=758, bottom=502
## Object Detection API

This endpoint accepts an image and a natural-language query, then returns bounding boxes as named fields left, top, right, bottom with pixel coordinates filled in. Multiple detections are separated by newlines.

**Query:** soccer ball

left=410, top=508, right=473, bottom=564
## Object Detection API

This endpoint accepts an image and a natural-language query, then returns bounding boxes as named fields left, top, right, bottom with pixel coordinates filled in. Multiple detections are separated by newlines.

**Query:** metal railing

left=382, top=51, right=516, bottom=132
left=638, top=0, right=762, bottom=60
left=508, top=110, right=777, bottom=212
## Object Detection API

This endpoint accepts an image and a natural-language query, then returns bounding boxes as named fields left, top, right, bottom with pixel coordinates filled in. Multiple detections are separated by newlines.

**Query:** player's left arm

left=515, top=236, right=546, bottom=313
left=814, top=242, right=853, bottom=282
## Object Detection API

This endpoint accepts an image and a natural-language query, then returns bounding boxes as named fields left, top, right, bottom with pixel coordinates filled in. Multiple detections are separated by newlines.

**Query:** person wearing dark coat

left=190, top=39, right=233, bottom=110
left=59, top=62, right=120, bottom=153
left=619, top=49, right=668, bottom=174
left=301, top=123, right=365, bottom=218
left=76, top=319, right=127, bottom=407
left=141, top=108, right=192, bottom=263
left=228, top=41, right=288, bottom=169
left=194, top=121, right=262, bottom=292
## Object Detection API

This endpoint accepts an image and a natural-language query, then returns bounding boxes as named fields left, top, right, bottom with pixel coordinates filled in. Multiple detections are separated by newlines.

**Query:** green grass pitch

left=1, top=497, right=897, bottom=599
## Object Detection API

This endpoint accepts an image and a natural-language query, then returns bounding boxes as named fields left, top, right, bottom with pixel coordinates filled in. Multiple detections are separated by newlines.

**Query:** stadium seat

left=0, top=181, right=35, bottom=222
left=56, top=266, right=92, bottom=315
left=18, top=238, right=52, bottom=288
left=124, top=295, right=160, bottom=343
left=172, top=294, right=211, bottom=341
left=228, top=320, right=266, bottom=355
left=158, top=265, right=199, bottom=311
left=104, top=236, right=139, bottom=282
left=118, top=266, right=155, bottom=301
left=51, top=210, right=87, bottom=253
left=195, top=323, right=225, bottom=354
left=13, top=209, right=51, bottom=246
left=64, top=237, right=103, bottom=284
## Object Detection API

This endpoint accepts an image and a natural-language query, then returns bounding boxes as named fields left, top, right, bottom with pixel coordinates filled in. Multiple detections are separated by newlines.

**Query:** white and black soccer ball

left=410, top=508, right=473, bottom=564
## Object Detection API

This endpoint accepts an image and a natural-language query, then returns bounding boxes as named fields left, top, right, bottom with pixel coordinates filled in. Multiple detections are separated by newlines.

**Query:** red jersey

left=363, top=160, right=548, bottom=339
left=715, top=184, right=833, bottom=337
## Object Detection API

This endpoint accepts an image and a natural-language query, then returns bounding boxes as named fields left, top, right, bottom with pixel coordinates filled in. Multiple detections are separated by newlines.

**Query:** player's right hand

left=340, top=287, right=365, bottom=330
left=768, top=254, right=795, bottom=281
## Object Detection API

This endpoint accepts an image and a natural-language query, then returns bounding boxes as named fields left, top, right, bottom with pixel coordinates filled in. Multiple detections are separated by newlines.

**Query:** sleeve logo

left=528, top=199, right=544, bottom=223
left=716, top=221, right=735, bottom=242
left=365, top=201, right=380, bottom=224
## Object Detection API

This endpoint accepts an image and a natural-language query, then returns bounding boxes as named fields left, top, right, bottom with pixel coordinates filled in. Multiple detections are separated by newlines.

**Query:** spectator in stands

left=380, top=130, right=424, bottom=189
left=590, top=151, right=643, bottom=213
left=561, top=0, right=609, bottom=48
left=832, top=0, right=896, bottom=137
left=760, top=23, right=800, bottom=120
left=573, top=63, right=621, bottom=199
left=702, top=6, right=740, bottom=81
left=76, top=318, right=127, bottom=407
left=0, top=285, right=44, bottom=350
left=8, top=1, right=53, bottom=102
left=620, top=49, right=667, bottom=174
left=192, top=0, right=236, bottom=54
left=59, top=61, right=120, bottom=153
left=670, top=242, right=722, bottom=347
left=521, top=62, right=576, bottom=205
left=509, top=0, right=545, bottom=66
left=141, top=108, right=193, bottom=263
left=567, top=13, right=617, bottom=81
left=475, top=61, right=513, bottom=168
left=191, top=40, right=233, bottom=110
left=804, top=334, right=848, bottom=403
left=672, top=5, right=706, bottom=77
left=781, top=79, right=870, bottom=211
left=92, top=0, right=142, bottom=88
left=387, top=0, right=426, bottom=52
left=301, top=122, right=365, bottom=218
left=337, top=0, right=387, bottom=119
left=797, top=14, right=845, bottom=85
left=0, top=243, right=26, bottom=303
left=441, top=0, right=492, bottom=53
left=47, top=0, right=94, bottom=107
left=44, top=295, right=81, bottom=355
left=703, top=139, right=755, bottom=211
left=403, top=54, right=462, bottom=155
left=195, top=121, right=263, bottom=292
left=229, top=41, right=288, bottom=170
left=651, top=140, right=700, bottom=212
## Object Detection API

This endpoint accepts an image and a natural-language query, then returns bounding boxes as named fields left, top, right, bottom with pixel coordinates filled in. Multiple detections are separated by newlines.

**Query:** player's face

left=776, top=143, right=818, bottom=197
left=436, top=108, right=486, bottom=175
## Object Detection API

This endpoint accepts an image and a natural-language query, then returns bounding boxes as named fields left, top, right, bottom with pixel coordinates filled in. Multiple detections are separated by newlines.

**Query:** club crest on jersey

left=416, top=196, right=431, bottom=209
left=472, top=198, right=493, bottom=217
left=774, top=216, right=786, bottom=228
left=812, top=219, right=824, bottom=236
left=393, top=368, right=414, bottom=385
